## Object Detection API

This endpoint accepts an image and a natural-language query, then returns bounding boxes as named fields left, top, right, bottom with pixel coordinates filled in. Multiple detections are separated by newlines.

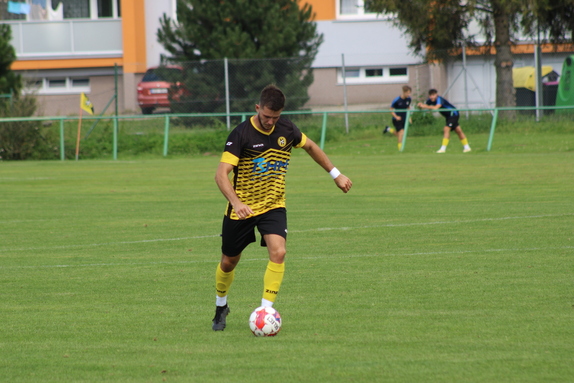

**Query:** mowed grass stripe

left=1, top=213, right=570, bottom=253
left=0, top=245, right=572, bottom=270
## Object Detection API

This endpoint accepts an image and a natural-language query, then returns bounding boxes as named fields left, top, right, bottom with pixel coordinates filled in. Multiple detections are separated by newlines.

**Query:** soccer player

left=212, top=84, right=353, bottom=331
left=417, top=89, right=471, bottom=153
left=383, top=85, right=412, bottom=151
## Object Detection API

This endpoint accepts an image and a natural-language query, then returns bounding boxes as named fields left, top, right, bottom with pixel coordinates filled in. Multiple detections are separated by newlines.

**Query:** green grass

left=1, top=133, right=573, bottom=382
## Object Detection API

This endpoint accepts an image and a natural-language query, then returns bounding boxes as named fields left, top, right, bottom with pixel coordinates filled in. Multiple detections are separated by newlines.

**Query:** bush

left=0, top=96, right=52, bottom=160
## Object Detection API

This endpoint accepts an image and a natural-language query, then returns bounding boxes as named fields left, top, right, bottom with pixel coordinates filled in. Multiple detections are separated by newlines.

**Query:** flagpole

left=75, top=108, right=83, bottom=161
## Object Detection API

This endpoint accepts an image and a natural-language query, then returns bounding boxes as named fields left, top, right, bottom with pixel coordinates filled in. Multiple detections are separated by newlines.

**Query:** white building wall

left=313, top=19, right=421, bottom=68
left=446, top=53, right=570, bottom=109
left=144, top=0, right=177, bottom=68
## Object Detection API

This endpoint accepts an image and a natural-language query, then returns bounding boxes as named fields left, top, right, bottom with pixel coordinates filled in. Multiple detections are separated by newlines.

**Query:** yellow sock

left=215, top=263, right=234, bottom=298
left=263, top=261, right=285, bottom=303
left=398, top=142, right=402, bottom=150
left=442, top=138, right=450, bottom=147
left=461, top=138, right=468, bottom=146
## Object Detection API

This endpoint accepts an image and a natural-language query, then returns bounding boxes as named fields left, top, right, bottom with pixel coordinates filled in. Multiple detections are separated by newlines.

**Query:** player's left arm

left=301, top=138, right=352, bottom=193
left=417, top=102, right=441, bottom=110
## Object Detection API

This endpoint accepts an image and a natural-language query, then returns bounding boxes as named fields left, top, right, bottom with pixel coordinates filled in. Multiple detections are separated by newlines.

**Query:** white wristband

left=329, top=167, right=341, bottom=179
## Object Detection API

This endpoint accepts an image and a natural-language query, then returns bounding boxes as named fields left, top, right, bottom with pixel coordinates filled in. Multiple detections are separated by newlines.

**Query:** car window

left=141, top=68, right=182, bottom=82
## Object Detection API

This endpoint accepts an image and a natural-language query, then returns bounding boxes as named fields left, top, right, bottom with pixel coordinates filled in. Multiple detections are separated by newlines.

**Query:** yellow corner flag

left=80, top=92, right=94, bottom=115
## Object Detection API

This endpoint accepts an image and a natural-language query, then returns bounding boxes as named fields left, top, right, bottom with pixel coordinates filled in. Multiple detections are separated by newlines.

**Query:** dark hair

left=428, top=88, right=438, bottom=95
left=259, top=84, right=285, bottom=111
left=402, top=85, right=412, bottom=92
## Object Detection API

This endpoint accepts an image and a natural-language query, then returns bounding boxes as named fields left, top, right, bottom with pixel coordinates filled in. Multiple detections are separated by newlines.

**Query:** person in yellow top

left=212, top=84, right=353, bottom=331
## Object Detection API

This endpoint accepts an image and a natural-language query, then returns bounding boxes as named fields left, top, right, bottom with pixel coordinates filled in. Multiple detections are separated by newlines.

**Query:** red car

left=137, top=66, right=185, bottom=114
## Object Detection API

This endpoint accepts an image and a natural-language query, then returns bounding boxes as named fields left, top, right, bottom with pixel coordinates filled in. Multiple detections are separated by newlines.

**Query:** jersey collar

left=250, top=116, right=275, bottom=135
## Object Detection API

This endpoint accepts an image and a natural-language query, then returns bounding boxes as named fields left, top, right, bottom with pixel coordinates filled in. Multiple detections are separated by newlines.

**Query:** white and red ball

left=248, top=306, right=282, bottom=337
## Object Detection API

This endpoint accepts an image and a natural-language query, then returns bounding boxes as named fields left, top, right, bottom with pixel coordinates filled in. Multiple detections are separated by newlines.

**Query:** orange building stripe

left=12, top=57, right=124, bottom=71
left=121, top=0, right=147, bottom=73
left=302, top=0, right=335, bottom=21
left=462, top=43, right=574, bottom=56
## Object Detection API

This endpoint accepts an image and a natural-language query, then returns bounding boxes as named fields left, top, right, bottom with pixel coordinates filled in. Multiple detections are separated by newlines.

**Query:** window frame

left=337, top=66, right=409, bottom=84
left=2, top=0, right=122, bottom=21
left=26, top=77, right=91, bottom=95
left=336, top=0, right=391, bottom=20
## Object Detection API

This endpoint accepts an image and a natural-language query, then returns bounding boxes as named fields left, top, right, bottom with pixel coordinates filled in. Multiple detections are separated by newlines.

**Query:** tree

left=157, top=0, right=323, bottom=114
left=366, top=0, right=574, bottom=109
left=0, top=24, right=21, bottom=102
left=0, top=24, right=46, bottom=161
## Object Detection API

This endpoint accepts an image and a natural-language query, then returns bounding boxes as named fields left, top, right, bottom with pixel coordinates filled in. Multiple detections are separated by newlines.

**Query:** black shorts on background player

left=392, top=119, right=405, bottom=131
left=391, top=95, right=411, bottom=131
left=446, top=116, right=460, bottom=130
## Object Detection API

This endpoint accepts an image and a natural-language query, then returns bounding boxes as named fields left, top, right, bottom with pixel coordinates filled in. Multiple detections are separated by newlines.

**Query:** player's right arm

left=215, top=162, right=253, bottom=219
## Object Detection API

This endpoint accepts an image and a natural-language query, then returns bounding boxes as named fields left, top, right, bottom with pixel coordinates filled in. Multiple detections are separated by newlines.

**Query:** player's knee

left=220, top=254, right=240, bottom=271
left=269, top=248, right=286, bottom=264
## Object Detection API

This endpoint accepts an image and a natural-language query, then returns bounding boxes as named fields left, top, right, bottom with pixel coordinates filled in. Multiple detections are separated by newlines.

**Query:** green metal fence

left=0, top=105, right=572, bottom=160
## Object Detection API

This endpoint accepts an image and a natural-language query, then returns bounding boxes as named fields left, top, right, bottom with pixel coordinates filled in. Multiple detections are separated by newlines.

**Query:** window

left=366, top=69, right=383, bottom=77
left=338, top=67, right=408, bottom=84
left=338, top=0, right=384, bottom=19
left=0, top=0, right=121, bottom=21
left=26, top=77, right=90, bottom=94
left=344, top=69, right=360, bottom=78
left=71, top=78, right=90, bottom=88
left=0, top=1, right=26, bottom=20
left=390, top=68, right=408, bottom=76
left=98, top=0, right=120, bottom=18
left=48, top=79, right=67, bottom=89
left=59, top=0, right=90, bottom=18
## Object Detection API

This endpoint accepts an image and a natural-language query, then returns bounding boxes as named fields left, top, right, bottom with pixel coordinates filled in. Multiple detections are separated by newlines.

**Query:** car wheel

left=141, top=107, right=154, bottom=115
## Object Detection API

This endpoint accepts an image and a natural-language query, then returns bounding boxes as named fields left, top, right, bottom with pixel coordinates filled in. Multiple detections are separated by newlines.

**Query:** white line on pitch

left=0, top=245, right=572, bottom=270
left=0, top=213, right=572, bottom=253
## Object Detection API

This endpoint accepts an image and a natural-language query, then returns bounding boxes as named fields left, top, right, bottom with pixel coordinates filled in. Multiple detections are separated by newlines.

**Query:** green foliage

left=520, top=0, right=574, bottom=42
left=0, top=96, right=49, bottom=160
left=157, top=0, right=322, bottom=114
left=0, top=25, right=20, bottom=93
left=0, top=24, right=21, bottom=98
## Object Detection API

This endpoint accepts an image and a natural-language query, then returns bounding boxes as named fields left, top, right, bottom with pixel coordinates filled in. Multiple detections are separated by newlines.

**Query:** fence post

left=400, top=110, right=411, bottom=152
left=487, top=108, right=499, bottom=151
left=59, top=118, right=65, bottom=161
left=163, top=114, right=170, bottom=157
left=224, top=57, right=231, bottom=131
left=113, top=116, right=118, bottom=160
left=319, top=112, right=328, bottom=150
left=341, top=54, right=349, bottom=134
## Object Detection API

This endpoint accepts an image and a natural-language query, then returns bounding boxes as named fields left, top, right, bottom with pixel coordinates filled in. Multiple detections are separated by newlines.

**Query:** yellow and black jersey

left=220, top=116, right=307, bottom=220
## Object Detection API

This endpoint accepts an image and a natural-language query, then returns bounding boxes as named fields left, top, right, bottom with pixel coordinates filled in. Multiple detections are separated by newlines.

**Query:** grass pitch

left=1, top=132, right=573, bottom=382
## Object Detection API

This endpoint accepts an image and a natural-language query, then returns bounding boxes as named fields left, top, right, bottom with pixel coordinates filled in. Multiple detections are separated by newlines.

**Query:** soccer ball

left=248, top=306, right=282, bottom=337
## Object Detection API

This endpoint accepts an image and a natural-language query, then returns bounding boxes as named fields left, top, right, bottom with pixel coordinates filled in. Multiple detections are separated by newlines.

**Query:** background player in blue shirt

left=417, top=89, right=471, bottom=153
left=383, top=85, right=411, bottom=151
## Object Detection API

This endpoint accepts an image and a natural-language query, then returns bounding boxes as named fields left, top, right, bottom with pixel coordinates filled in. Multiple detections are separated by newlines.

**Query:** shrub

left=0, top=96, right=50, bottom=160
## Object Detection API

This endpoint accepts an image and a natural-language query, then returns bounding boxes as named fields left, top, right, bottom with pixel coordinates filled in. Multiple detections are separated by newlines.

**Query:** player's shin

left=215, top=263, right=235, bottom=306
left=262, top=261, right=285, bottom=307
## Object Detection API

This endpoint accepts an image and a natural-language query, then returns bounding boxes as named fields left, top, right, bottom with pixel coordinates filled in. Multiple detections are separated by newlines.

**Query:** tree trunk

left=492, top=2, right=516, bottom=115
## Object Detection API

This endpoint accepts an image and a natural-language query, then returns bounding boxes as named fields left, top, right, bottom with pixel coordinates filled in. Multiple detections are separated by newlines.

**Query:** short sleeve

left=220, top=128, right=241, bottom=166
left=290, top=121, right=307, bottom=149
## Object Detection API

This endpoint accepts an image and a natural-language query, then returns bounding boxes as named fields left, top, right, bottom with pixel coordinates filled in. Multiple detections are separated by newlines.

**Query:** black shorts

left=221, top=208, right=287, bottom=257
left=392, top=118, right=405, bottom=131
left=446, top=116, right=460, bottom=130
